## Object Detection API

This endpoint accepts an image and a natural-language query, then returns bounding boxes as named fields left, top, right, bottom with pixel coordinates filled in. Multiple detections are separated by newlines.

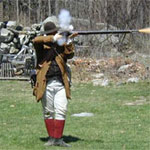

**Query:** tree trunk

left=29, top=0, right=31, bottom=25
left=48, top=0, right=51, bottom=16
left=17, top=0, right=19, bottom=23
left=37, top=0, right=41, bottom=23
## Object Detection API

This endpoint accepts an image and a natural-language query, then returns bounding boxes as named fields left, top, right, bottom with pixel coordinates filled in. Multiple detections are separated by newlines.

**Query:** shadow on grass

left=63, top=135, right=83, bottom=143
left=40, top=135, right=83, bottom=143
left=39, top=136, right=49, bottom=142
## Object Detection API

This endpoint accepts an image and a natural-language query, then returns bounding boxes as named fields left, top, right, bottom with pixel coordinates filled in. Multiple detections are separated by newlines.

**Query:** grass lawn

left=0, top=80, right=150, bottom=150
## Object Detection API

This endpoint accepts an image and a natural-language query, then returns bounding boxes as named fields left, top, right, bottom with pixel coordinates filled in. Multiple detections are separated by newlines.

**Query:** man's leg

left=44, top=119, right=54, bottom=138
left=53, top=81, right=71, bottom=147
left=41, top=80, right=55, bottom=145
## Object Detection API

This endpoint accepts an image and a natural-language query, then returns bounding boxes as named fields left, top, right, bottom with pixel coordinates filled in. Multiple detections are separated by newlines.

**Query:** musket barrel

left=72, top=30, right=138, bottom=35
left=40, top=29, right=139, bottom=36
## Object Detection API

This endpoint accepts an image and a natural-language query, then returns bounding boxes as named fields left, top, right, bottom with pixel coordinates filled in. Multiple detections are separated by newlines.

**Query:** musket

left=61, top=28, right=150, bottom=40
left=40, top=27, right=150, bottom=39
left=70, top=29, right=138, bottom=35
left=74, top=28, right=150, bottom=35
left=41, top=29, right=136, bottom=36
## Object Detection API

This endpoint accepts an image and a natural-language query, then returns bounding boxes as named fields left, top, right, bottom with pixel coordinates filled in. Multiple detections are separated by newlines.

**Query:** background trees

left=1, top=0, right=150, bottom=30
left=1, top=0, right=150, bottom=59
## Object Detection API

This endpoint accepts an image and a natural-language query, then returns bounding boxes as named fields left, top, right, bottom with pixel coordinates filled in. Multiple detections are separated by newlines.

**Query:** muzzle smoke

left=57, top=9, right=73, bottom=46
left=58, top=9, right=73, bottom=31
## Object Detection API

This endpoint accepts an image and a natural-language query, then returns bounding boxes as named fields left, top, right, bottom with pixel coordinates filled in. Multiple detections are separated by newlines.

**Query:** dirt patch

left=69, top=57, right=150, bottom=83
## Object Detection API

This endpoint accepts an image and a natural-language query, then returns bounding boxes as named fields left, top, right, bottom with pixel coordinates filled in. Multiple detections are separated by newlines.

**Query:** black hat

left=44, top=21, right=58, bottom=34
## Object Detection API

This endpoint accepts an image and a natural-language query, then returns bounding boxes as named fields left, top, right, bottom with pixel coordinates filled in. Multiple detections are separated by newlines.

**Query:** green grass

left=0, top=80, right=150, bottom=150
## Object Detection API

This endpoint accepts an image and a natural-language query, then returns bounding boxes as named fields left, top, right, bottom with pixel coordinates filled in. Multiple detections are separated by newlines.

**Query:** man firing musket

left=32, top=9, right=76, bottom=147
left=31, top=9, right=150, bottom=147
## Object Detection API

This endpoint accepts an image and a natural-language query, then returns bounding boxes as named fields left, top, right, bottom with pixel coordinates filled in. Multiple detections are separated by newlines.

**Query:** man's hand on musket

left=53, top=33, right=63, bottom=41
left=68, top=32, right=78, bottom=39
left=53, top=32, right=78, bottom=45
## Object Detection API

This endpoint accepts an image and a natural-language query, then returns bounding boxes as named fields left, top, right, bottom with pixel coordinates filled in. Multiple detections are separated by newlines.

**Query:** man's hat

left=44, top=21, right=59, bottom=34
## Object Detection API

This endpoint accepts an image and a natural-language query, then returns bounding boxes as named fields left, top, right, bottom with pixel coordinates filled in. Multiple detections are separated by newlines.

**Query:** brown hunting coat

left=32, top=35, right=75, bottom=102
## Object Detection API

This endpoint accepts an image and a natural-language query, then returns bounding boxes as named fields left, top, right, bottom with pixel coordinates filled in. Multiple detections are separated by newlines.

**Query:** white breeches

left=41, top=78, right=68, bottom=120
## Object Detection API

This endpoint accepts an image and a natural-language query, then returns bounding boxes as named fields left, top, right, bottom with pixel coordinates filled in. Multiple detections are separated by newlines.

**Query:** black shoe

left=54, top=138, right=71, bottom=147
left=44, top=137, right=55, bottom=146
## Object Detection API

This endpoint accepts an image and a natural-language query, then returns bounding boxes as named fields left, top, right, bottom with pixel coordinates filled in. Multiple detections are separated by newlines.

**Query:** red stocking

left=44, top=119, right=54, bottom=137
left=54, top=120, right=65, bottom=139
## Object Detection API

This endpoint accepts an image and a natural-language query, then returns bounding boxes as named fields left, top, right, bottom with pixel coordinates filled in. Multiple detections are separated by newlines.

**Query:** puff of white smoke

left=57, top=9, right=74, bottom=46
left=58, top=9, right=73, bottom=31
left=57, top=37, right=66, bottom=46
